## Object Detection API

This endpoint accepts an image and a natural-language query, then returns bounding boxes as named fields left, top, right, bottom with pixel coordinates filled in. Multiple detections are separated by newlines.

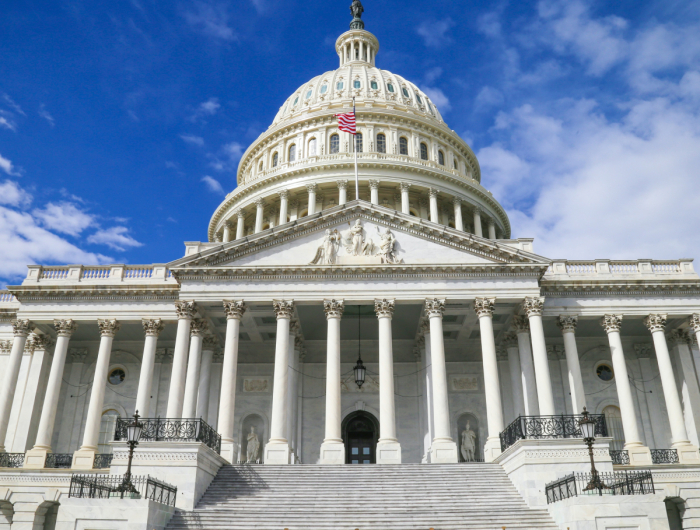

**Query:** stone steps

left=166, top=463, right=558, bottom=530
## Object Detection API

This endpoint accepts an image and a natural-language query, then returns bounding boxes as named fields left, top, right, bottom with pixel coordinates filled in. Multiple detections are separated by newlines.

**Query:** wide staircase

left=166, top=463, right=558, bottom=530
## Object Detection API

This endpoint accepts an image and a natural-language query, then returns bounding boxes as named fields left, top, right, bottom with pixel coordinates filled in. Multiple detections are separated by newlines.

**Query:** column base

left=430, top=439, right=458, bottom=463
left=624, top=442, right=652, bottom=466
left=483, top=437, right=503, bottom=462
left=72, top=448, right=97, bottom=470
left=672, top=443, right=700, bottom=465
left=23, top=447, right=50, bottom=469
left=376, top=440, right=402, bottom=464
left=264, top=441, right=290, bottom=465
left=320, top=440, right=345, bottom=464
left=219, top=440, right=239, bottom=464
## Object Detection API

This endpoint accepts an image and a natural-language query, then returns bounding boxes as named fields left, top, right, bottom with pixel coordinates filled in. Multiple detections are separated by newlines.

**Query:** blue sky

left=1, top=0, right=700, bottom=285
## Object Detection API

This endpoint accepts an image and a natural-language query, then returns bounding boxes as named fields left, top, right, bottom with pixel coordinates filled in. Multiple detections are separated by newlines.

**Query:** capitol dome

left=208, top=8, right=511, bottom=243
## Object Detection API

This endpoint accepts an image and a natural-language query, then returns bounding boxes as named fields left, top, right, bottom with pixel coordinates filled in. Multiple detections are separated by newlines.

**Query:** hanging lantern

left=354, top=357, right=366, bottom=388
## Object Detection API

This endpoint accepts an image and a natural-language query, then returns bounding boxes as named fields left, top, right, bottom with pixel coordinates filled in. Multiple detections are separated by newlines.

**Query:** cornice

left=7, top=284, right=181, bottom=303
left=541, top=282, right=700, bottom=297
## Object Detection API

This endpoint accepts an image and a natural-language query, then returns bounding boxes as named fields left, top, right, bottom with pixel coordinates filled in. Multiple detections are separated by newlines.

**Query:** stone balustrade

left=22, top=264, right=176, bottom=285
left=544, top=259, right=696, bottom=278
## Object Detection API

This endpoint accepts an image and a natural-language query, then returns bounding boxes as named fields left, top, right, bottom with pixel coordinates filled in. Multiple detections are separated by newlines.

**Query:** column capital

left=235, top=208, right=245, bottom=219
left=424, top=298, right=445, bottom=317
left=512, top=315, right=529, bottom=333
left=175, top=300, right=197, bottom=319
left=203, top=335, right=220, bottom=351
left=644, top=314, right=667, bottom=333
left=502, top=331, right=518, bottom=347
left=522, top=297, right=544, bottom=317
left=279, top=189, right=289, bottom=199
left=368, top=179, right=380, bottom=190
left=452, top=196, right=462, bottom=206
left=428, top=187, right=439, bottom=198
left=273, top=300, right=295, bottom=319
left=190, top=318, right=208, bottom=337
left=97, top=318, right=121, bottom=338
left=473, top=206, right=482, bottom=215
left=399, top=182, right=411, bottom=191
left=374, top=298, right=395, bottom=318
left=633, top=343, right=653, bottom=359
left=28, top=334, right=53, bottom=351
left=557, top=315, right=578, bottom=333
left=474, top=297, right=495, bottom=318
left=70, top=347, right=88, bottom=363
left=497, top=348, right=509, bottom=361
left=601, top=314, right=623, bottom=334
left=667, top=329, right=692, bottom=346
left=419, top=318, right=430, bottom=335
left=689, top=314, right=700, bottom=332
left=255, top=197, right=265, bottom=207
left=54, top=319, right=78, bottom=337
left=323, top=299, right=345, bottom=319
left=306, top=183, right=317, bottom=194
left=142, top=318, right=165, bottom=337
left=0, top=340, right=11, bottom=354
left=336, top=179, right=348, bottom=190
left=223, top=300, right=246, bottom=320
left=11, top=319, right=34, bottom=337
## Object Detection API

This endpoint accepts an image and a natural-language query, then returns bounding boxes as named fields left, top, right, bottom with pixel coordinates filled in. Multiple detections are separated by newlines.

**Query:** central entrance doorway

left=342, top=411, right=379, bottom=464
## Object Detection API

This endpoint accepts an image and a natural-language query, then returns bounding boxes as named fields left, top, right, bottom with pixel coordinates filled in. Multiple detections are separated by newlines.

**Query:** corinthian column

left=135, top=319, right=164, bottom=417
left=196, top=337, right=217, bottom=421
left=73, top=319, right=120, bottom=469
left=452, top=197, right=464, bottom=231
left=557, top=316, right=586, bottom=414
left=503, top=332, right=524, bottom=418
left=474, top=298, right=504, bottom=461
left=645, top=315, right=700, bottom=464
left=473, top=207, right=483, bottom=237
left=219, top=300, right=245, bottom=463
left=0, top=319, right=33, bottom=452
left=428, top=188, right=439, bottom=223
left=513, top=316, right=539, bottom=415
left=400, top=182, right=411, bottom=214
left=320, top=299, right=345, bottom=464
left=601, top=315, right=652, bottom=465
left=375, top=299, right=402, bottom=463
left=306, top=184, right=317, bottom=215
left=167, top=301, right=197, bottom=418
left=523, top=297, right=555, bottom=415
left=222, top=221, right=232, bottom=243
left=369, top=180, right=380, bottom=204
left=254, top=198, right=265, bottom=233
left=182, top=319, right=208, bottom=418
left=265, top=300, right=294, bottom=464
left=24, top=320, right=76, bottom=468
left=235, top=209, right=245, bottom=239
left=279, top=190, right=289, bottom=224
left=337, top=180, right=348, bottom=205
left=425, top=298, right=458, bottom=463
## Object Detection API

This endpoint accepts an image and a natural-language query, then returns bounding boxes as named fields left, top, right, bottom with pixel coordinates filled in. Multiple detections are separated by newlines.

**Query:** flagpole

left=353, top=97, right=359, bottom=201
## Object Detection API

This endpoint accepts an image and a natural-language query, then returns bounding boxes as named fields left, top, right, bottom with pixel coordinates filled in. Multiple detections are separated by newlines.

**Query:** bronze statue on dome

left=350, top=0, right=365, bottom=30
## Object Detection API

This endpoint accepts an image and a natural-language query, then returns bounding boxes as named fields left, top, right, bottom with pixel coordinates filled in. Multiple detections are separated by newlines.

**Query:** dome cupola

left=337, top=1, right=379, bottom=67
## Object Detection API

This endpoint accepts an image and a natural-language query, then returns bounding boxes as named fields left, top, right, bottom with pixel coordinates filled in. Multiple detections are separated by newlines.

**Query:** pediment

left=170, top=201, right=550, bottom=270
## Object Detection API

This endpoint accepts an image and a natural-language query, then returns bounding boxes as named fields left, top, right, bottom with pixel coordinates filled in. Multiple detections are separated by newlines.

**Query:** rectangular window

left=377, top=134, right=386, bottom=153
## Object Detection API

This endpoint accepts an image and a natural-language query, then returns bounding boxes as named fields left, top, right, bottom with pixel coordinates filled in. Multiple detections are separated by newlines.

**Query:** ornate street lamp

left=354, top=306, right=366, bottom=388
left=117, top=410, right=144, bottom=496
left=579, top=407, right=607, bottom=494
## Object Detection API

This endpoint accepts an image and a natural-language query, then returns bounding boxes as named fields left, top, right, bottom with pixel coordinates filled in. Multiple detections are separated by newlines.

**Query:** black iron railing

left=499, top=414, right=608, bottom=451
left=68, top=474, right=177, bottom=507
left=546, top=471, right=655, bottom=503
left=651, top=449, right=679, bottom=464
left=610, top=450, right=630, bottom=465
left=94, top=453, right=114, bottom=469
left=114, top=417, right=221, bottom=454
left=46, top=453, right=73, bottom=469
left=0, top=453, right=25, bottom=468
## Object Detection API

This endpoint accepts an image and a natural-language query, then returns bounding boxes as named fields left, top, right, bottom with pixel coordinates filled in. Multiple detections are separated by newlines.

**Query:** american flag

left=335, top=110, right=356, bottom=135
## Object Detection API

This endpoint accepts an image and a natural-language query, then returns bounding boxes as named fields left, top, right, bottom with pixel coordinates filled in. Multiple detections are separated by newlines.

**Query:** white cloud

left=209, top=141, right=245, bottom=172
left=416, top=18, right=455, bottom=48
left=0, top=116, right=16, bottom=131
left=201, top=175, right=224, bottom=194
left=478, top=11, right=502, bottom=38
left=32, top=202, right=95, bottom=236
left=2, top=94, right=24, bottom=116
left=189, top=97, right=221, bottom=122
left=180, top=134, right=205, bottom=146
left=424, top=67, right=443, bottom=84
left=474, top=86, right=504, bottom=111
left=38, top=104, right=55, bottom=127
left=87, top=226, right=143, bottom=251
left=0, top=181, right=32, bottom=207
left=0, top=153, right=20, bottom=176
left=182, top=2, right=236, bottom=41
left=422, top=87, right=451, bottom=113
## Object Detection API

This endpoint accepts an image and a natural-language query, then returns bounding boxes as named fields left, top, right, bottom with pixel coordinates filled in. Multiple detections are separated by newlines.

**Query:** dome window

left=402, top=87, right=409, bottom=97
left=293, top=96, right=299, bottom=106
left=355, top=132, right=363, bottom=153
left=305, top=89, right=313, bottom=99
left=370, top=80, right=378, bottom=90
left=272, top=152, right=279, bottom=167
left=377, top=133, right=386, bottom=154
left=438, top=150, right=445, bottom=165
left=399, top=137, right=408, bottom=155
left=259, top=160, right=264, bottom=171
left=416, top=94, right=423, bottom=104
left=330, top=134, right=340, bottom=154
left=453, top=158, right=459, bottom=170
left=288, top=144, right=296, bottom=162
left=387, top=83, right=395, bottom=93
left=320, top=84, right=328, bottom=94
left=420, top=142, right=428, bottom=161
left=308, top=138, right=317, bottom=156
left=337, top=81, right=344, bottom=90
left=353, top=80, right=361, bottom=89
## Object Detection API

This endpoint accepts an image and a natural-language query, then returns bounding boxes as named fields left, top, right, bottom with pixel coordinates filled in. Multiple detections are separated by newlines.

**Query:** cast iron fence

left=0, top=453, right=25, bottom=468
left=499, top=414, right=608, bottom=451
left=609, top=450, right=630, bottom=465
left=114, top=417, right=221, bottom=454
left=93, top=453, right=114, bottom=469
left=46, top=453, right=73, bottom=469
left=68, top=473, right=177, bottom=506
left=546, top=470, right=655, bottom=503
left=651, top=449, right=679, bottom=464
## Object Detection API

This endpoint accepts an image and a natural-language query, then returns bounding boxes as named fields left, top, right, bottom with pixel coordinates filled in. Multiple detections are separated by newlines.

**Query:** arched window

left=336, top=81, right=344, bottom=90
left=416, top=94, right=423, bottom=104
left=420, top=143, right=428, bottom=160
left=370, top=80, right=378, bottom=90
left=399, top=137, right=408, bottom=155
left=320, top=84, right=328, bottom=94
left=438, top=150, right=445, bottom=165
left=402, top=87, right=410, bottom=98
left=305, top=89, right=313, bottom=99
left=353, top=80, right=361, bottom=89
left=330, top=134, right=340, bottom=154
left=377, top=133, right=386, bottom=154
left=288, top=144, right=296, bottom=162
left=387, top=83, right=395, bottom=93
left=355, top=132, right=363, bottom=153
left=258, top=160, right=264, bottom=172
left=98, top=410, right=120, bottom=454
left=293, top=96, right=299, bottom=106
left=308, top=138, right=317, bottom=157
left=453, top=158, right=458, bottom=170
left=272, top=152, right=279, bottom=167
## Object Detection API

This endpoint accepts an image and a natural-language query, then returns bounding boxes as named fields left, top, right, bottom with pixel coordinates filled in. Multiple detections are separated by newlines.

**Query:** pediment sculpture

left=310, top=219, right=403, bottom=265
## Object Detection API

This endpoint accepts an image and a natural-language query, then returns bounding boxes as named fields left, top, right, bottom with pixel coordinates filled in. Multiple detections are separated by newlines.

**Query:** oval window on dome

left=305, top=90, right=313, bottom=99
left=387, top=83, right=395, bottom=93
left=337, top=81, right=344, bottom=90
left=416, top=94, right=423, bottom=104
left=320, top=84, right=328, bottom=94
left=293, top=96, right=299, bottom=106
left=353, top=80, right=361, bottom=89
left=370, top=80, right=378, bottom=90
left=402, top=87, right=409, bottom=97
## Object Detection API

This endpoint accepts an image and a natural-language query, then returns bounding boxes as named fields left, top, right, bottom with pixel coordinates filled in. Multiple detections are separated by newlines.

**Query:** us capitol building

left=1, top=4, right=700, bottom=530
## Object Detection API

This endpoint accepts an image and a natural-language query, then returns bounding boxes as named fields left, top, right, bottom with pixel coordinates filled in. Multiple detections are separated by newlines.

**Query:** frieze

left=450, top=375, right=479, bottom=392
left=243, top=378, right=270, bottom=392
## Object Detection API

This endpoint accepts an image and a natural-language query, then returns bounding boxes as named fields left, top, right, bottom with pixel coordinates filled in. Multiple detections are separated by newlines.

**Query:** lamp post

left=579, top=407, right=607, bottom=494
left=354, top=306, right=366, bottom=388
left=117, top=410, right=143, bottom=496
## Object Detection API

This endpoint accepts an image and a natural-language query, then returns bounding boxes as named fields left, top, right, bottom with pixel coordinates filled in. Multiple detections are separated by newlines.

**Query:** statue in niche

left=345, top=219, right=374, bottom=256
left=246, top=426, right=260, bottom=463
left=460, top=421, right=477, bottom=462
left=310, top=229, right=341, bottom=265
left=377, top=227, right=402, bottom=264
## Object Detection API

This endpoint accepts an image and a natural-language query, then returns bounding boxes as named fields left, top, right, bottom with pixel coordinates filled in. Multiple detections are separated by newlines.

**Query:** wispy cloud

left=180, top=134, right=205, bottom=146
left=38, top=104, right=55, bottom=127
left=189, top=97, right=221, bottom=122
left=208, top=141, right=244, bottom=172
left=32, top=202, right=95, bottom=236
left=182, top=2, right=237, bottom=41
left=2, top=94, right=25, bottom=116
left=422, top=87, right=451, bottom=112
left=0, top=153, right=21, bottom=176
left=201, top=175, right=224, bottom=194
left=87, top=226, right=143, bottom=251
left=0, top=181, right=32, bottom=208
left=416, top=18, right=455, bottom=48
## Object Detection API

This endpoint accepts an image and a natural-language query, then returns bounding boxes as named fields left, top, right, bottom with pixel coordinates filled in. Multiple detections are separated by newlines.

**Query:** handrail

left=546, top=471, right=654, bottom=503
left=114, top=417, right=222, bottom=455
left=499, top=414, right=608, bottom=452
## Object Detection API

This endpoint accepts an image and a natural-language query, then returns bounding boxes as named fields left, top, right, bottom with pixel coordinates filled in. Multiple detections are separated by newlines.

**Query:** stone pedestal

left=674, top=443, right=700, bottom=465
left=376, top=440, right=402, bottom=464
left=219, top=441, right=239, bottom=464
left=264, top=441, right=291, bottom=465
left=429, top=440, right=458, bottom=464
left=483, top=437, right=502, bottom=462
left=22, top=447, right=49, bottom=469
left=56, top=498, right=175, bottom=530
left=320, top=440, right=345, bottom=464
left=624, top=442, right=653, bottom=466
left=71, top=448, right=96, bottom=470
